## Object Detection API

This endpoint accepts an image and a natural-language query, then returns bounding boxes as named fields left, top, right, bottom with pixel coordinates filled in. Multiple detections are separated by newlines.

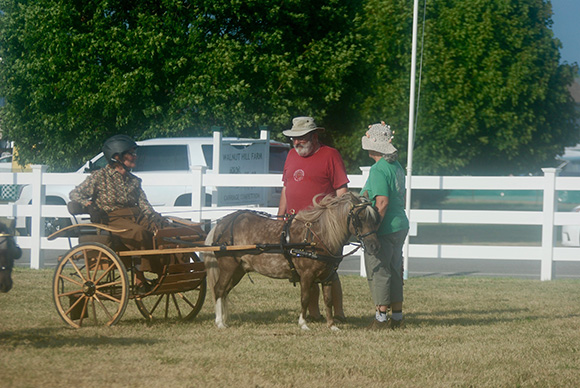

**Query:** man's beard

left=295, top=140, right=315, bottom=157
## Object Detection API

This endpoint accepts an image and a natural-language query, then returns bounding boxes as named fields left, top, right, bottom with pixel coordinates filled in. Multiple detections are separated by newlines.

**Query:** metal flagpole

left=403, top=0, right=419, bottom=280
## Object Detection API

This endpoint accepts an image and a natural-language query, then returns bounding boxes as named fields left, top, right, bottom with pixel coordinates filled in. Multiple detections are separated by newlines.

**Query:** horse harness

left=284, top=201, right=378, bottom=284
left=211, top=203, right=377, bottom=286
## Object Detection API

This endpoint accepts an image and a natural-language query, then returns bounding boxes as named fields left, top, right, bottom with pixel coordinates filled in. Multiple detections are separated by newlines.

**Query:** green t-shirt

left=361, top=158, right=409, bottom=235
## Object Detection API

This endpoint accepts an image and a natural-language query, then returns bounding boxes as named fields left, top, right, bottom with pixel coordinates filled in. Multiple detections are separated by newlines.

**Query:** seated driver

left=69, top=134, right=166, bottom=293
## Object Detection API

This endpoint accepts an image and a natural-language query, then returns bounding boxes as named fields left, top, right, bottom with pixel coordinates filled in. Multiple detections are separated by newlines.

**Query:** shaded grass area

left=1, top=268, right=580, bottom=387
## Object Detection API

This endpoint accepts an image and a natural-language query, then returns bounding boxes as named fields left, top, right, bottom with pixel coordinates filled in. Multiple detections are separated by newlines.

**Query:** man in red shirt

left=278, top=116, right=349, bottom=322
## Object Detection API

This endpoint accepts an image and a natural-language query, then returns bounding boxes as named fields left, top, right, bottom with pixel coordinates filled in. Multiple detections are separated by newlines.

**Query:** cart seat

left=65, top=201, right=126, bottom=250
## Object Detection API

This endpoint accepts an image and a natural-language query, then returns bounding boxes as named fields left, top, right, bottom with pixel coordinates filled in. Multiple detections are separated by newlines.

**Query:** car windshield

left=133, top=145, right=189, bottom=172
left=560, top=160, right=580, bottom=176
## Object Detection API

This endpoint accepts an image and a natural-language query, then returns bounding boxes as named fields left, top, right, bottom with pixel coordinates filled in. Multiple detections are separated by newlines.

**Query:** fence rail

left=2, top=165, right=579, bottom=280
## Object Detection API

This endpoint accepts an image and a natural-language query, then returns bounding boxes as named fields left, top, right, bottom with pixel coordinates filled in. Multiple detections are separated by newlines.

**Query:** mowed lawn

left=1, top=268, right=579, bottom=387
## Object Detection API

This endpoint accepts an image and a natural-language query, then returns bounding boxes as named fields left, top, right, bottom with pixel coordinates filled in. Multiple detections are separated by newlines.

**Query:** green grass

left=1, top=268, right=580, bottom=387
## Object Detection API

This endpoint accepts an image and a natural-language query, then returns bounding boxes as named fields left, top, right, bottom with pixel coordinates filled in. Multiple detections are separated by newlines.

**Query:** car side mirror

left=84, top=161, right=97, bottom=173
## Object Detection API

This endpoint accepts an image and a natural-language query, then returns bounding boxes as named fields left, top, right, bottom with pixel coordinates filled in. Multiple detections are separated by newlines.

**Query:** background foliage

left=0, top=0, right=578, bottom=174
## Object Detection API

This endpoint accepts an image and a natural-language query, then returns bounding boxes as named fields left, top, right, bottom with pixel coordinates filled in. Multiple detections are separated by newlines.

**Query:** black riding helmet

left=102, top=135, right=138, bottom=163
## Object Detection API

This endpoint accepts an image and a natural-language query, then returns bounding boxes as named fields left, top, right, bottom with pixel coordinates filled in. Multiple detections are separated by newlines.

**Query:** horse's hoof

left=300, top=324, right=311, bottom=331
left=330, top=325, right=340, bottom=332
left=216, top=322, right=228, bottom=329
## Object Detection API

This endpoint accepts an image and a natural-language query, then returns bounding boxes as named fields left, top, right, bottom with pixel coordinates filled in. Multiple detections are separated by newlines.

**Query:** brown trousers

left=107, top=207, right=162, bottom=273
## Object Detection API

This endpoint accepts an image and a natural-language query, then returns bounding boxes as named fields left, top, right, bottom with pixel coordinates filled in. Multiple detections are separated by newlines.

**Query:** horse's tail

left=203, top=226, right=219, bottom=302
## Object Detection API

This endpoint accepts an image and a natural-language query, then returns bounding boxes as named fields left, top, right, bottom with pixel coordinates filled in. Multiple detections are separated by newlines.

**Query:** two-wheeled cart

left=48, top=218, right=258, bottom=328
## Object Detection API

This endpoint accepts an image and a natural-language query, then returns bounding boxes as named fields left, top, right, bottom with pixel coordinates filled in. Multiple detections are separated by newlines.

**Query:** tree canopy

left=359, top=0, right=579, bottom=175
left=0, top=0, right=366, bottom=170
left=0, top=0, right=578, bottom=175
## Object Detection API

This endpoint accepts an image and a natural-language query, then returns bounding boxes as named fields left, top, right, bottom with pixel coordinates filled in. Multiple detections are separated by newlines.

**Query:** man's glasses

left=290, top=133, right=313, bottom=142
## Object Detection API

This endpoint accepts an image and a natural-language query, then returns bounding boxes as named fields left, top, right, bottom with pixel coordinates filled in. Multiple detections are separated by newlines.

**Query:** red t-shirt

left=282, top=145, right=349, bottom=214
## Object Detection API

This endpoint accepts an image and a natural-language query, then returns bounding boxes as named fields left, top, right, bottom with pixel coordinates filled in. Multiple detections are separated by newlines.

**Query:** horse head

left=0, top=223, right=22, bottom=293
left=346, top=195, right=381, bottom=256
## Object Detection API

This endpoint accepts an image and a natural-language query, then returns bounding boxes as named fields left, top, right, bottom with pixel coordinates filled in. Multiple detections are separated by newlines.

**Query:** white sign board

left=215, top=135, right=270, bottom=206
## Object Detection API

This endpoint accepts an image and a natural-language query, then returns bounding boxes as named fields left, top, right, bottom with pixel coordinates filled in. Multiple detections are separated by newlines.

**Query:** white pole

left=403, top=0, right=419, bottom=280
left=211, top=131, right=222, bottom=207
left=540, top=168, right=558, bottom=280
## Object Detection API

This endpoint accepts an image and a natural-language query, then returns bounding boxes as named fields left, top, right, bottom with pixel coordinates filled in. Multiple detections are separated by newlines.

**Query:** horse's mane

left=295, top=192, right=376, bottom=253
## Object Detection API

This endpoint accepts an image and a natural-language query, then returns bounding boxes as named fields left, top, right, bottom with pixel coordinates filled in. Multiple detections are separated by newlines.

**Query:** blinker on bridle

left=347, top=201, right=378, bottom=242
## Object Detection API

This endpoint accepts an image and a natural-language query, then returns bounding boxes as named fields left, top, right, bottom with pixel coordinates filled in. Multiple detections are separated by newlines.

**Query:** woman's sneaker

left=367, top=319, right=388, bottom=330
left=387, top=318, right=405, bottom=330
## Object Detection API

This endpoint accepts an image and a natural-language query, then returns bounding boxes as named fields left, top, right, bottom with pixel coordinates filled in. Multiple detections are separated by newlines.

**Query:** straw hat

left=361, top=122, right=397, bottom=155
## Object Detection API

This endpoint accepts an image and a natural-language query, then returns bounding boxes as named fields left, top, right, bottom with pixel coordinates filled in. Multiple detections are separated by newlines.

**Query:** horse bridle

left=347, top=201, right=378, bottom=242
left=0, top=233, right=19, bottom=271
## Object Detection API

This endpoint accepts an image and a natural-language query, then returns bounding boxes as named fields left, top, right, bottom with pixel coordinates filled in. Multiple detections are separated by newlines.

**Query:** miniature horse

left=0, top=222, right=22, bottom=293
left=204, top=193, right=381, bottom=331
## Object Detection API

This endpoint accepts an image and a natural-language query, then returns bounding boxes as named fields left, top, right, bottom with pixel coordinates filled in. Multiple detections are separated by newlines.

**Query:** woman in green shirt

left=361, top=122, right=409, bottom=330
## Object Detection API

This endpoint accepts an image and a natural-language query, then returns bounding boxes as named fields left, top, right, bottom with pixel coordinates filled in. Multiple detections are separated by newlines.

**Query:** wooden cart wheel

left=135, top=253, right=206, bottom=322
left=53, top=243, right=129, bottom=328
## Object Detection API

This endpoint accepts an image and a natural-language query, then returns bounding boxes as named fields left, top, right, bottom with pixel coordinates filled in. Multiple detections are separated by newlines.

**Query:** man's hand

left=151, top=213, right=168, bottom=231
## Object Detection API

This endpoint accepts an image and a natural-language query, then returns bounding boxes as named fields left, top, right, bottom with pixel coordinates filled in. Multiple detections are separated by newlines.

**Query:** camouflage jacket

left=69, top=164, right=158, bottom=219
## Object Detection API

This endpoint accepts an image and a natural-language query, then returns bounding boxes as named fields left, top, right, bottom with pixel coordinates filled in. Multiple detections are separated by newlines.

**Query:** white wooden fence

left=1, top=165, right=579, bottom=280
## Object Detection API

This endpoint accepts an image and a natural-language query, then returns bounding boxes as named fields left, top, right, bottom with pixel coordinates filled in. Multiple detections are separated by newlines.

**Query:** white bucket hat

left=282, top=116, right=324, bottom=137
left=361, top=121, right=397, bottom=155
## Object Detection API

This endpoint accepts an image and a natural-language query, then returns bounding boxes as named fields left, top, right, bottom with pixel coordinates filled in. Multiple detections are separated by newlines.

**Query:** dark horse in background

left=0, top=222, right=22, bottom=293
left=204, top=193, right=381, bottom=331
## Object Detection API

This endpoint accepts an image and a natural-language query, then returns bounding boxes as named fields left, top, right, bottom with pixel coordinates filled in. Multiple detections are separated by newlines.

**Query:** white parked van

left=14, top=136, right=290, bottom=235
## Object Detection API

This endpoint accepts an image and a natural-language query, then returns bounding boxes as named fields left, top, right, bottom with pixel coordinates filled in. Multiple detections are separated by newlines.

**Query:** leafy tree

left=1, top=0, right=578, bottom=176
left=334, top=0, right=413, bottom=172
left=0, top=0, right=365, bottom=171
left=358, top=0, right=579, bottom=175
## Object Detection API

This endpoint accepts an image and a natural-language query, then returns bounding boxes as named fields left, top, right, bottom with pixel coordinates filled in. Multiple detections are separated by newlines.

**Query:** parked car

left=14, top=137, right=290, bottom=236
left=0, top=154, right=12, bottom=172
left=0, top=154, right=18, bottom=202
left=557, top=155, right=580, bottom=177
left=561, top=205, right=580, bottom=246
left=557, top=152, right=580, bottom=246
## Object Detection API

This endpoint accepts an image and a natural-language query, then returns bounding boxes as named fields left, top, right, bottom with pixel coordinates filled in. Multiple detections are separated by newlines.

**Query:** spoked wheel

left=135, top=253, right=206, bottom=322
left=53, top=243, right=129, bottom=328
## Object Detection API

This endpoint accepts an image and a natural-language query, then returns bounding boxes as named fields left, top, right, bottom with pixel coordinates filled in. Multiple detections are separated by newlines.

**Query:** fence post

left=540, top=168, right=558, bottom=281
left=359, top=166, right=371, bottom=277
left=30, top=165, right=47, bottom=269
left=190, top=165, right=205, bottom=223
left=211, top=131, right=222, bottom=207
